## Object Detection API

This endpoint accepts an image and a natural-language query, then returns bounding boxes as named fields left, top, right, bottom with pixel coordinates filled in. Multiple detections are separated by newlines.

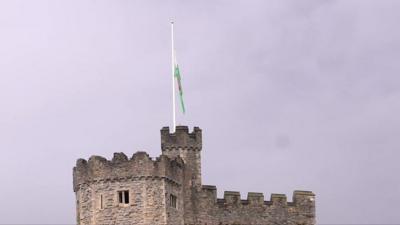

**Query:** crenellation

left=224, top=191, right=241, bottom=205
left=161, top=126, right=202, bottom=150
left=131, top=151, right=151, bottom=160
left=247, top=192, right=264, bottom=205
left=201, top=185, right=217, bottom=204
left=293, top=190, right=315, bottom=201
left=205, top=188, right=312, bottom=210
left=271, top=193, right=288, bottom=206
left=76, top=158, right=88, bottom=166
left=73, top=151, right=184, bottom=192
left=112, top=152, right=128, bottom=163
left=73, top=159, right=88, bottom=192
left=73, top=126, right=316, bottom=225
left=292, top=190, right=316, bottom=219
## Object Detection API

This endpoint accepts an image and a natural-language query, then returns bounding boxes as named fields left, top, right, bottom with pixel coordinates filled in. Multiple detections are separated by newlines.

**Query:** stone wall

left=161, top=126, right=202, bottom=224
left=196, top=186, right=316, bottom=225
left=73, top=126, right=316, bottom=225
left=165, top=178, right=184, bottom=225
left=73, top=152, right=185, bottom=225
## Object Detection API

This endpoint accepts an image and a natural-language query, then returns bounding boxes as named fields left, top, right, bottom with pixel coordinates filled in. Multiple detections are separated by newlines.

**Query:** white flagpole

left=171, top=22, right=176, bottom=133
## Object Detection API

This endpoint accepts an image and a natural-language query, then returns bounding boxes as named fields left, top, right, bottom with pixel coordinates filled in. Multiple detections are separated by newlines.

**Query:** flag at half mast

left=171, top=21, right=185, bottom=132
left=174, top=52, right=185, bottom=114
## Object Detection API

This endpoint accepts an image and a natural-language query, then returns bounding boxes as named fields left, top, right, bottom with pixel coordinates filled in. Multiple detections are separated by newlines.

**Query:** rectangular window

left=169, top=194, right=177, bottom=208
left=124, top=191, right=129, bottom=204
left=118, top=191, right=123, bottom=203
left=118, top=190, right=129, bottom=204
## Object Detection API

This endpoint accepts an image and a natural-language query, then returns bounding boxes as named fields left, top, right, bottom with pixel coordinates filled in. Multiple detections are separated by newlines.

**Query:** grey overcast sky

left=0, top=0, right=399, bottom=224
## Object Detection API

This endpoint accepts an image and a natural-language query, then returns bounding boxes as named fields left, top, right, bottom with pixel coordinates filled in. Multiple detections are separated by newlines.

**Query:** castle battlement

left=200, top=185, right=315, bottom=210
left=161, top=126, right=202, bottom=150
left=73, top=152, right=184, bottom=192
left=73, top=126, right=316, bottom=225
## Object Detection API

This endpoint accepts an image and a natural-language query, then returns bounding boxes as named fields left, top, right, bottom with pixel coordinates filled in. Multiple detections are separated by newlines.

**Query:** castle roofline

left=73, top=151, right=184, bottom=192
left=161, top=126, right=202, bottom=150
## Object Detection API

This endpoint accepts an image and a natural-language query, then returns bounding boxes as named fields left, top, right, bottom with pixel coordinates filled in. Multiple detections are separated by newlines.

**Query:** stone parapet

left=199, top=186, right=315, bottom=211
left=73, top=152, right=184, bottom=192
left=196, top=186, right=315, bottom=225
left=161, top=126, right=202, bottom=150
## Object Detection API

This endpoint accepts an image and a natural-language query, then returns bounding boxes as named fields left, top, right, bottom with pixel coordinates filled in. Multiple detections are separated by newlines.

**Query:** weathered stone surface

left=73, top=126, right=316, bottom=225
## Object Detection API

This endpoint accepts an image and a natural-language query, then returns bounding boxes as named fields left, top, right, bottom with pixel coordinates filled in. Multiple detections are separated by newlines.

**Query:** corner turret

left=160, top=126, right=202, bottom=224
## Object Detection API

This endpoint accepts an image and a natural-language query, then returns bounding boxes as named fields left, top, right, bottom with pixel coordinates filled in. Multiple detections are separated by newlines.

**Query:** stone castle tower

left=73, top=126, right=316, bottom=225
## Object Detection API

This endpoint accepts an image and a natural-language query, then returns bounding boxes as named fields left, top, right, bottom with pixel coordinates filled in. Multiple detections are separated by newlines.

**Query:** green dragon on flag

left=174, top=56, right=185, bottom=114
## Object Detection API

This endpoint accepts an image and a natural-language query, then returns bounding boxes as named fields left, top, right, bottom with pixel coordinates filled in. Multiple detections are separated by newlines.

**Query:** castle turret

left=161, top=126, right=202, bottom=223
left=73, top=152, right=185, bottom=225
left=161, top=126, right=202, bottom=187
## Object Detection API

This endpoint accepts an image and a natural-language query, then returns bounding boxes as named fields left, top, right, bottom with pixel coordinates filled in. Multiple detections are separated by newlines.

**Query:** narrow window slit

left=100, top=194, right=104, bottom=209
left=170, top=194, right=177, bottom=208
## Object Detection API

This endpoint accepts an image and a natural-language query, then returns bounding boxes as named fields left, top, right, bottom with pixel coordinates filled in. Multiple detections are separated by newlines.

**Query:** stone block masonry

left=73, top=126, right=316, bottom=225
